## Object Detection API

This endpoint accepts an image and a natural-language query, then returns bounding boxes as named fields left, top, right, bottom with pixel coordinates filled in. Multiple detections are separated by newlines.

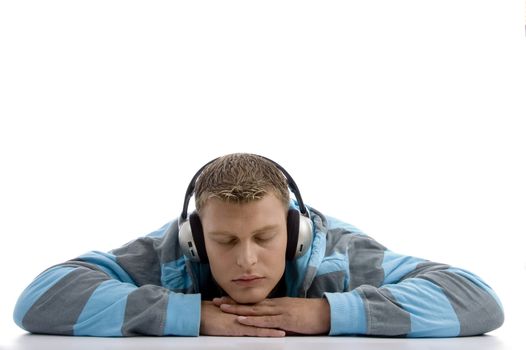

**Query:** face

left=199, top=193, right=288, bottom=304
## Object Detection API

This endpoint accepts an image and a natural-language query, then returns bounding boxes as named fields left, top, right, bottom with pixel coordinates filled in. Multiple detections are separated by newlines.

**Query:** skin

left=198, top=193, right=331, bottom=336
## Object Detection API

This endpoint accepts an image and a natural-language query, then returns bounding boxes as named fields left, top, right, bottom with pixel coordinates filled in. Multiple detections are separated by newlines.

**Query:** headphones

left=178, top=155, right=313, bottom=263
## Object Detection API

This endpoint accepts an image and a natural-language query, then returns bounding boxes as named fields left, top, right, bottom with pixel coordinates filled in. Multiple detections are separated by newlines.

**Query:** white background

left=1, top=0, right=525, bottom=343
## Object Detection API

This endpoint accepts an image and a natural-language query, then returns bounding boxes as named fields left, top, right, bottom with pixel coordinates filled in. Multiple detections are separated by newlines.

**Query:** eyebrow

left=208, top=225, right=280, bottom=237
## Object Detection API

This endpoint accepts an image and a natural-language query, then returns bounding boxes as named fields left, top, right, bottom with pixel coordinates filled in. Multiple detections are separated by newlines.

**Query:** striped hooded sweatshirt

left=13, top=205, right=504, bottom=337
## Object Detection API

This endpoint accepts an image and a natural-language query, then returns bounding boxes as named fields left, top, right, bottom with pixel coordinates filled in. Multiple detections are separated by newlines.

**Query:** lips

left=232, top=275, right=265, bottom=285
left=233, top=275, right=263, bottom=282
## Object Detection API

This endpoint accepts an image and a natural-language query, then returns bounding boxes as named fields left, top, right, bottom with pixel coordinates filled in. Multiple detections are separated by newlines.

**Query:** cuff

left=324, top=291, right=366, bottom=335
left=163, top=293, right=201, bottom=336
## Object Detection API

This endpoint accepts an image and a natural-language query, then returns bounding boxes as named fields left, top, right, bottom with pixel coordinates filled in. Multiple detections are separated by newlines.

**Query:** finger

left=220, top=303, right=279, bottom=316
left=237, top=315, right=282, bottom=329
left=212, top=296, right=236, bottom=306
left=252, top=327, right=286, bottom=337
left=252, top=298, right=275, bottom=306
left=235, top=321, right=285, bottom=337
left=242, top=325, right=285, bottom=338
left=226, top=321, right=285, bottom=337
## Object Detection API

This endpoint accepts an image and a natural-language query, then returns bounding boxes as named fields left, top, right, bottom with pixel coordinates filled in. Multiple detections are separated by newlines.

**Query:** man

left=13, top=153, right=504, bottom=337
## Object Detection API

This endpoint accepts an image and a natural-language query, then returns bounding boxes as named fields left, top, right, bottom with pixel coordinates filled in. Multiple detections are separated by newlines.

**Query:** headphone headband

left=179, top=155, right=308, bottom=222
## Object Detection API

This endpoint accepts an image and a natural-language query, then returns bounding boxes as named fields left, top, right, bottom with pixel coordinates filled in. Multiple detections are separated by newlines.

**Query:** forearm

left=13, top=262, right=201, bottom=336
left=325, top=266, right=504, bottom=337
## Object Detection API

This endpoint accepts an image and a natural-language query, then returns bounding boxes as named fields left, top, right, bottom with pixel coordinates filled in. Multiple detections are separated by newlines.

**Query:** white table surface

left=0, top=333, right=519, bottom=350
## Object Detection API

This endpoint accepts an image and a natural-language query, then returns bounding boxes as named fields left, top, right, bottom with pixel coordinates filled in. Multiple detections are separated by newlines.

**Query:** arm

left=13, top=223, right=286, bottom=337
left=215, top=225, right=504, bottom=337
left=13, top=222, right=200, bottom=336
left=324, top=234, right=505, bottom=337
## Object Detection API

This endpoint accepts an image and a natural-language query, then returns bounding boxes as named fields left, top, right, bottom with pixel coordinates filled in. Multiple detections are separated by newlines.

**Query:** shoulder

left=309, top=207, right=386, bottom=256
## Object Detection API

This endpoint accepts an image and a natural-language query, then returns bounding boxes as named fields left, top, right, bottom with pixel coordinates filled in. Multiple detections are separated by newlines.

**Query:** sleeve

left=323, top=233, right=504, bottom=337
left=13, top=222, right=201, bottom=337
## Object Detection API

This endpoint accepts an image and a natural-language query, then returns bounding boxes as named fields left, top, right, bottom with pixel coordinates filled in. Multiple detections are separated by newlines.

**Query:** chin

left=228, top=290, right=269, bottom=304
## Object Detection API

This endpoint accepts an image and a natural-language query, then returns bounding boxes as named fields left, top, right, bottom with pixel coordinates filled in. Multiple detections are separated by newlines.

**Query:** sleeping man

left=14, top=153, right=504, bottom=337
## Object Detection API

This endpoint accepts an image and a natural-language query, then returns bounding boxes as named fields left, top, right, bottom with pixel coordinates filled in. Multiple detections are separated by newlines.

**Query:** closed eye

left=216, top=238, right=237, bottom=245
left=254, top=233, right=276, bottom=243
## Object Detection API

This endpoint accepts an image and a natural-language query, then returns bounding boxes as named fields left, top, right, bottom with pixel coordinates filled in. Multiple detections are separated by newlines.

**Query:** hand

left=200, top=301, right=286, bottom=337
left=212, top=297, right=331, bottom=335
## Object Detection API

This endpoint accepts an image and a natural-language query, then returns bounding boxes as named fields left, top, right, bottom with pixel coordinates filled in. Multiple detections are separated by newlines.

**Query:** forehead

left=199, top=194, right=287, bottom=233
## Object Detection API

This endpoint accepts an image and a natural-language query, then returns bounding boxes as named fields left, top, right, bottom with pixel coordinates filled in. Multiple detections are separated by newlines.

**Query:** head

left=194, top=153, right=290, bottom=304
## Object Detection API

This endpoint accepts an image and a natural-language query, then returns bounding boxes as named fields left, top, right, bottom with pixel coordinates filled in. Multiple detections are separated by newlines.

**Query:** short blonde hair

left=194, top=153, right=289, bottom=212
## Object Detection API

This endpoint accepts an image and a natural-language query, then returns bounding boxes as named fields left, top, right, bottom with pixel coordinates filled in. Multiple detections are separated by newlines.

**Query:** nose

left=236, top=241, right=258, bottom=268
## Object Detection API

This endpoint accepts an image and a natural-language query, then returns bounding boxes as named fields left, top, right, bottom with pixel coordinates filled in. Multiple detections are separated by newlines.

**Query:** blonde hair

left=194, top=153, right=290, bottom=212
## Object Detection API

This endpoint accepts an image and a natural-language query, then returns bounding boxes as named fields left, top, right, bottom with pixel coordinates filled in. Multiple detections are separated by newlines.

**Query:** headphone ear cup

left=286, top=209, right=300, bottom=260
left=178, top=219, right=198, bottom=262
left=297, top=214, right=313, bottom=258
left=189, top=212, right=209, bottom=263
left=286, top=209, right=313, bottom=260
